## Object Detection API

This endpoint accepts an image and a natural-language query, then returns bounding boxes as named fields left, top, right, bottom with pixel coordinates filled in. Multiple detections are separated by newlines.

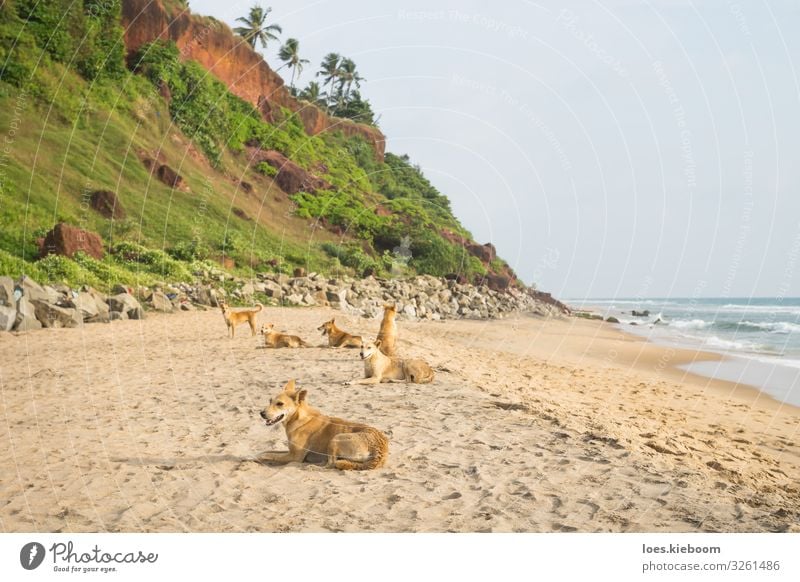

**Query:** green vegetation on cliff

left=0, top=0, right=509, bottom=293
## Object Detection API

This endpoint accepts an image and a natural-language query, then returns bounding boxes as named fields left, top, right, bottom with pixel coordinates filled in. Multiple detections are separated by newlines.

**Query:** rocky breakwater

left=0, top=276, right=154, bottom=332
left=245, top=272, right=570, bottom=320
left=0, top=270, right=568, bottom=333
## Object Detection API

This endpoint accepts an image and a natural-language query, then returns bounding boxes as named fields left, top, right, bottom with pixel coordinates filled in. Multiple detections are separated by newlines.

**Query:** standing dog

left=376, top=304, right=398, bottom=356
left=260, top=323, right=310, bottom=348
left=258, top=379, right=389, bottom=470
left=220, top=301, right=262, bottom=338
left=318, top=318, right=361, bottom=348
left=347, top=339, right=435, bottom=384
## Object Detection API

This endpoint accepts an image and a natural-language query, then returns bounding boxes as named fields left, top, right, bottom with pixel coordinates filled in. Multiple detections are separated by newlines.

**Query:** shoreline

left=568, top=302, right=800, bottom=411
left=1, top=306, right=798, bottom=532
left=598, top=319, right=800, bottom=414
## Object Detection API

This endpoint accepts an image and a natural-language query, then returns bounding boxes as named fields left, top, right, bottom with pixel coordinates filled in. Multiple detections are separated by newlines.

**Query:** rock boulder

left=39, top=223, right=105, bottom=260
left=108, top=293, right=145, bottom=320
left=90, top=190, right=126, bottom=219
left=32, top=300, right=82, bottom=328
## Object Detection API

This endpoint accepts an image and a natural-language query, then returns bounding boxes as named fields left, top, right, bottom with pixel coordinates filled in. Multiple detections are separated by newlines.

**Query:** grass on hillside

left=0, top=1, right=497, bottom=294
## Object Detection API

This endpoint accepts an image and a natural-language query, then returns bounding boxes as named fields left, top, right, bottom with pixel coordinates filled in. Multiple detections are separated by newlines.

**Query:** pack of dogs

left=219, top=301, right=433, bottom=471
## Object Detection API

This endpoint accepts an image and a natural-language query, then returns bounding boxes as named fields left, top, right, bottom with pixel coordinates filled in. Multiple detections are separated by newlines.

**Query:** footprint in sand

left=577, top=499, right=600, bottom=520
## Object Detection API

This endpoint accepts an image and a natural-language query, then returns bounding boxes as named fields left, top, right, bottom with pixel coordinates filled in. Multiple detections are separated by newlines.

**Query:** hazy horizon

left=190, top=0, right=800, bottom=299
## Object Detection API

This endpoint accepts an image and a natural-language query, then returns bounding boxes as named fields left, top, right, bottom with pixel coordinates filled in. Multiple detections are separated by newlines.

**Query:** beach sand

left=1, top=307, right=798, bottom=532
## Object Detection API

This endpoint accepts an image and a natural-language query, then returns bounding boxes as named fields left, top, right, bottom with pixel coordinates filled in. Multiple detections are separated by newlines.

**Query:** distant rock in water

left=40, top=223, right=104, bottom=260
left=631, top=310, right=650, bottom=317
left=606, top=316, right=620, bottom=323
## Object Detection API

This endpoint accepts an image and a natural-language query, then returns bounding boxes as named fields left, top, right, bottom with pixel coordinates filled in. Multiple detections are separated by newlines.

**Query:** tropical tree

left=299, top=81, right=325, bottom=107
left=335, top=58, right=365, bottom=111
left=277, top=38, right=309, bottom=89
left=234, top=5, right=282, bottom=50
left=334, top=90, right=375, bottom=125
left=316, top=52, right=341, bottom=112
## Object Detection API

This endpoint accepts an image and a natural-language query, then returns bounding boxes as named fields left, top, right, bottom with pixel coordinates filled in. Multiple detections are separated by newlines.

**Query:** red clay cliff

left=121, top=0, right=385, bottom=160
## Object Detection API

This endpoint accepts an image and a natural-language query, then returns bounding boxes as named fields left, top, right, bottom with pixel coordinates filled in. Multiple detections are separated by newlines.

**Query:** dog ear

left=374, top=339, right=382, bottom=347
left=283, top=379, right=296, bottom=394
left=295, top=389, right=308, bottom=404
left=331, top=317, right=335, bottom=323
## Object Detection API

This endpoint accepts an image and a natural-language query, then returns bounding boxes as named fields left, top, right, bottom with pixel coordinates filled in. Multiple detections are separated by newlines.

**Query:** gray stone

left=109, top=310, right=128, bottom=321
left=32, top=300, right=82, bottom=328
left=0, top=305, right=15, bottom=331
left=326, top=289, right=346, bottom=304
left=14, top=313, right=42, bottom=331
left=108, top=293, right=144, bottom=320
left=286, top=293, right=303, bottom=305
left=70, top=291, right=100, bottom=322
left=239, top=283, right=256, bottom=297
left=0, top=276, right=14, bottom=306
left=11, top=295, right=38, bottom=330
left=19, top=276, right=52, bottom=303
left=149, top=291, right=173, bottom=313
left=89, top=290, right=110, bottom=322
left=312, top=290, right=328, bottom=305
left=194, top=287, right=219, bottom=307
left=263, top=281, right=283, bottom=299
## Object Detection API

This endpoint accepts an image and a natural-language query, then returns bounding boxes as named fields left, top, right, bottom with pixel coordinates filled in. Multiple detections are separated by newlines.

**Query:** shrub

left=256, top=161, right=278, bottom=177
left=169, top=240, right=209, bottom=262
left=321, top=242, right=381, bottom=276
left=110, top=241, right=193, bottom=281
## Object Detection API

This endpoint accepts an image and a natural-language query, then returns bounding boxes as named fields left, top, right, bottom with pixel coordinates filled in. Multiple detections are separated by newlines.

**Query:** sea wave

left=736, top=320, right=800, bottom=334
left=702, top=335, right=770, bottom=353
left=717, top=304, right=800, bottom=315
left=668, top=318, right=710, bottom=330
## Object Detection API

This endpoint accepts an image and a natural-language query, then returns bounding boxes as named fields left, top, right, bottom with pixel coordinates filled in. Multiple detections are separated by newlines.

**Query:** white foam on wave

left=703, top=335, right=763, bottom=352
left=669, top=318, right=709, bottom=330
left=738, top=320, right=800, bottom=334
left=719, top=304, right=800, bottom=315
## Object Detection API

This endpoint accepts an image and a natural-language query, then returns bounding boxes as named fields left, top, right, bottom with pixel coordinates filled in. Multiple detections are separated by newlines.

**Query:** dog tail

left=255, top=302, right=263, bottom=312
left=334, top=430, right=389, bottom=471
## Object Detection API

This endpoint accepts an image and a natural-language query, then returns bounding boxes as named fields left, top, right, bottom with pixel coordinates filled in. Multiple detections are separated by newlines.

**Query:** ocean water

left=570, top=297, right=800, bottom=406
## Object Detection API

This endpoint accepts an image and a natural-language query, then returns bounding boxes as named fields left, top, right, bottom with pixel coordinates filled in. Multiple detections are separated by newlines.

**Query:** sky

left=191, top=0, right=800, bottom=298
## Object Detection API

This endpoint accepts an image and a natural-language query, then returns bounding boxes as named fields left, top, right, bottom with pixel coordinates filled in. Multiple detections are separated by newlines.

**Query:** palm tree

left=316, top=52, right=341, bottom=112
left=277, top=38, right=309, bottom=89
left=336, top=58, right=365, bottom=108
left=299, top=81, right=325, bottom=107
left=234, top=5, right=282, bottom=50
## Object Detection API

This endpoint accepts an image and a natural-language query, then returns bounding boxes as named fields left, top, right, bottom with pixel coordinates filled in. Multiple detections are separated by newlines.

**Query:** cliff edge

left=120, top=0, right=385, bottom=160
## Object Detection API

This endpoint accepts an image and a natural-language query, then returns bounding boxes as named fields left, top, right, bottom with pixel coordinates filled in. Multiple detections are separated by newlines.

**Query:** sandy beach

left=1, top=307, right=798, bottom=533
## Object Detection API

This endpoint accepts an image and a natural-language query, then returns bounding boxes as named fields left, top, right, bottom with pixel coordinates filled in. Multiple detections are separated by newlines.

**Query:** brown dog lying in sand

left=220, top=301, right=262, bottom=338
left=258, top=379, right=389, bottom=470
left=376, top=304, right=398, bottom=356
left=346, top=339, right=435, bottom=384
left=317, top=318, right=361, bottom=348
left=260, top=324, right=310, bottom=348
